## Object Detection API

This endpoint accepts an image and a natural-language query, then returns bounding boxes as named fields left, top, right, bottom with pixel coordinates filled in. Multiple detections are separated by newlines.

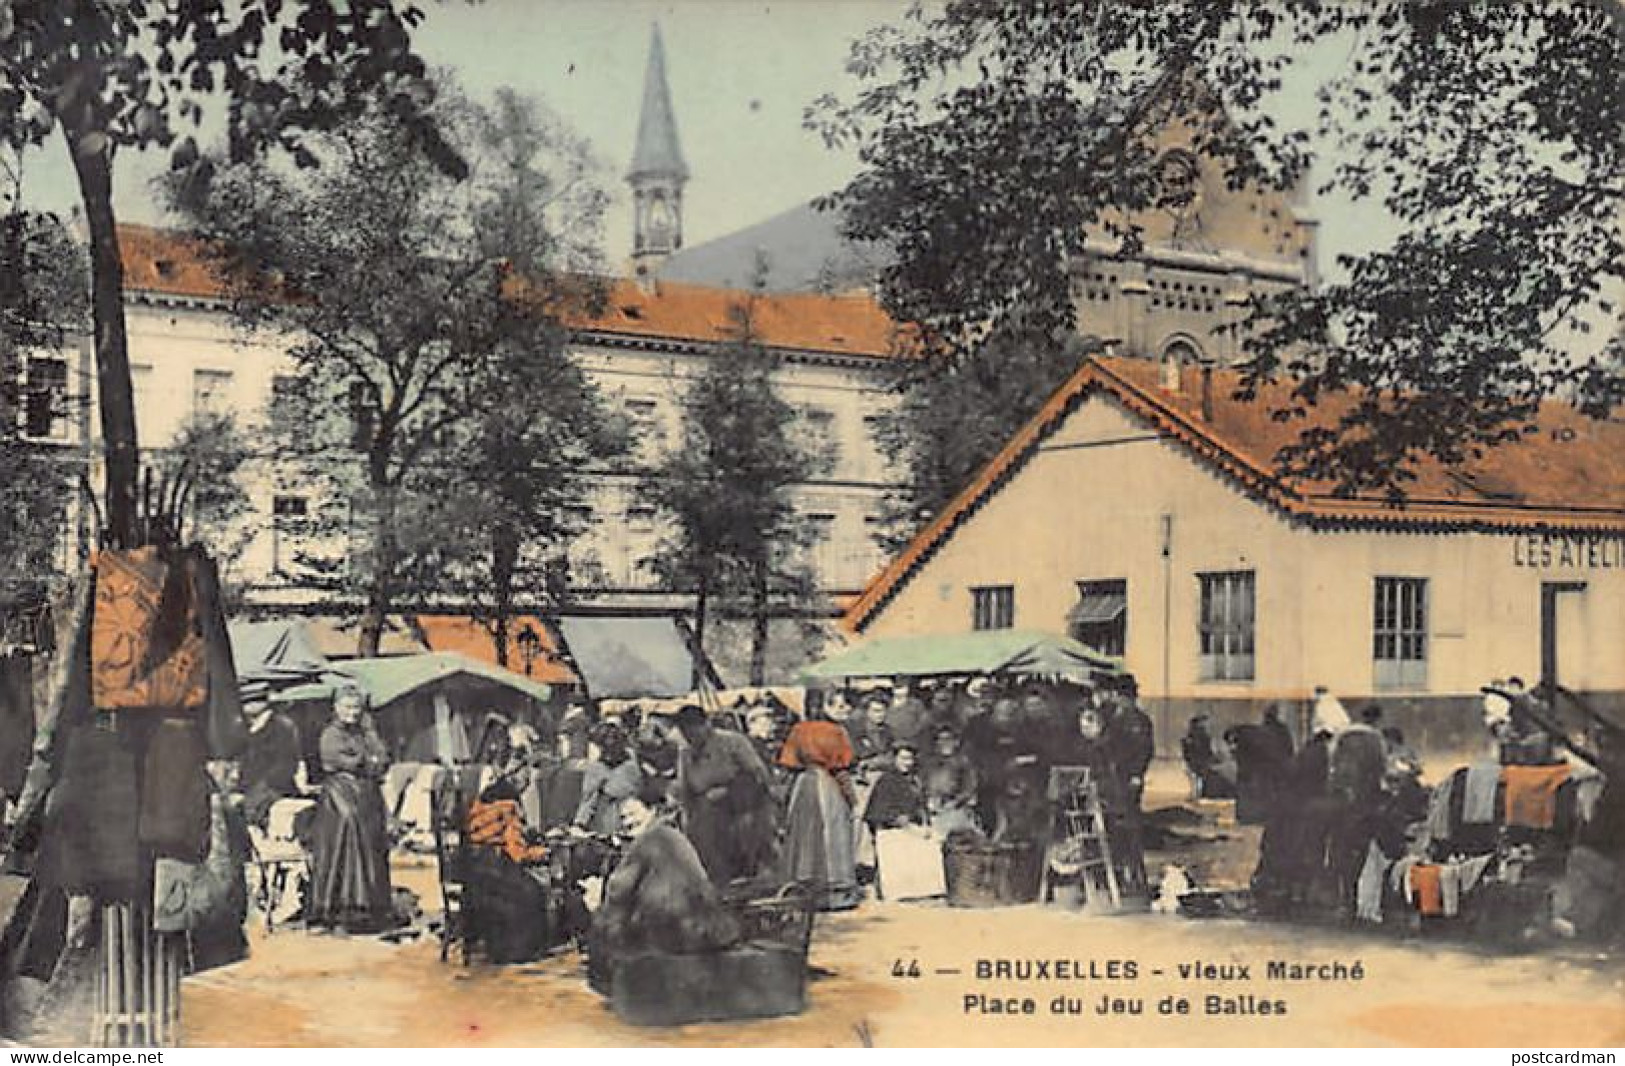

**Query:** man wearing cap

left=239, top=686, right=304, bottom=828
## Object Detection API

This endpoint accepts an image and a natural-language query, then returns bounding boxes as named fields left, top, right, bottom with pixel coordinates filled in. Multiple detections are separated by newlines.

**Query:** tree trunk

left=356, top=480, right=397, bottom=658
left=64, top=124, right=139, bottom=548
left=490, top=524, right=518, bottom=668
left=749, top=555, right=770, bottom=686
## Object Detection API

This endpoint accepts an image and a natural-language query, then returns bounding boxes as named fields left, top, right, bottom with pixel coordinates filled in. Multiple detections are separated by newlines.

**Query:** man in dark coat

left=240, top=694, right=304, bottom=828
left=1103, top=685, right=1154, bottom=814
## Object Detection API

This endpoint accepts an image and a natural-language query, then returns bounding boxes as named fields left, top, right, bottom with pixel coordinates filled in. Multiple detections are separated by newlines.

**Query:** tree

left=870, top=323, right=1098, bottom=552
left=0, top=147, right=88, bottom=601
left=640, top=290, right=828, bottom=686
left=431, top=326, right=628, bottom=668
left=0, top=0, right=458, bottom=549
left=170, top=83, right=613, bottom=656
left=811, top=1, right=1623, bottom=513
left=145, top=411, right=257, bottom=594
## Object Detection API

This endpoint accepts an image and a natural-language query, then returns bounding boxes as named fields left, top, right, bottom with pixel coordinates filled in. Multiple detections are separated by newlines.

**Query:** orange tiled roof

left=118, top=224, right=231, bottom=300
left=845, top=355, right=1625, bottom=633
left=412, top=613, right=578, bottom=686
left=116, top=223, right=902, bottom=358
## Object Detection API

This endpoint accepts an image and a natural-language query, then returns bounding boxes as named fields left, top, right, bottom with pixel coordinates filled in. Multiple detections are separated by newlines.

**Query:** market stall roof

left=554, top=615, right=709, bottom=698
left=272, top=650, right=551, bottom=710
left=302, top=614, right=429, bottom=659
left=412, top=613, right=579, bottom=686
left=799, top=629, right=1124, bottom=684
left=228, top=619, right=330, bottom=685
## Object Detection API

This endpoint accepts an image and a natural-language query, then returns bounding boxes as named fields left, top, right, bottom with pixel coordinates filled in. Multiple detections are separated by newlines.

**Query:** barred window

left=1373, top=577, right=1427, bottom=689
left=971, top=585, right=1014, bottom=631
left=1198, top=570, right=1254, bottom=681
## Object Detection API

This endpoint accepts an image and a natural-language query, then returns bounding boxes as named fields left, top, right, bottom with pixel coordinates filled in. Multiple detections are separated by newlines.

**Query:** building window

left=1069, top=578, right=1127, bottom=658
left=192, top=368, right=233, bottom=415
left=1373, top=576, right=1427, bottom=689
left=272, top=495, right=308, bottom=518
left=348, top=380, right=378, bottom=449
left=971, top=585, right=1014, bottom=631
left=270, top=495, right=309, bottom=574
left=23, top=357, right=69, bottom=439
left=1198, top=570, right=1254, bottom=681
left=797, top=405, right=837, bottom=464
left=624, top=397, right=666, bottom=459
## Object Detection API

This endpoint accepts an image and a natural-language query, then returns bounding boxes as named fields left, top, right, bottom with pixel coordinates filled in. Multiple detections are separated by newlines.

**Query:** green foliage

left=813, top=0, right=1623, bottom=510
left=0, top=0, right=457, bottom=177
left=146, top=411, right=257, bottom=586
left=0, top=159, right=88, bottom=595
left=640, top=290, right=829, bottom=680
left=0, top=0, right=459, bottom=546
left=168, top=77, right=617, bottom=653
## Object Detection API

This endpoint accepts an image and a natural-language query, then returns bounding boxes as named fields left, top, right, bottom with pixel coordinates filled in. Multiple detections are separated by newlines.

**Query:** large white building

left=13, top=31, right=1331, bottom=683
left=845, top=355, right=1625, bottom=755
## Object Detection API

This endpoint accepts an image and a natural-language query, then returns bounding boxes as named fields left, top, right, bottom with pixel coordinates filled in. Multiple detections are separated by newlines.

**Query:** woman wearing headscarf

left=778, top=706, right=862, bottom=910
left=307, top=684, right=395, bottom=932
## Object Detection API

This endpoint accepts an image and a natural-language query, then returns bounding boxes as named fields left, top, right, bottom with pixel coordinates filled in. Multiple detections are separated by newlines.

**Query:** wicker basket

left=943, top=840, right=1044, bottom=907
left=731, top=889, right=816, bottom=956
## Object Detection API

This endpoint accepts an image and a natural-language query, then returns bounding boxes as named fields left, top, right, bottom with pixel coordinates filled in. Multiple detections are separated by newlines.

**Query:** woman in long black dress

left=307, top=685, right=395, bottom=932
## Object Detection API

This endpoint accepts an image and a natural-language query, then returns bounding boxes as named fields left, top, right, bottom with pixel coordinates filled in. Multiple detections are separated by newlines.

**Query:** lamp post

left=515, top=622, right=541, bottom=677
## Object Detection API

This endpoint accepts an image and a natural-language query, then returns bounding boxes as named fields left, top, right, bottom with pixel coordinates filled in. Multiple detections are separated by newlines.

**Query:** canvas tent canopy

left=554, top=615, right=712, bottom=698
left=302, top=614, right=428, bottom=658
left=228, top=619, right=331, bottom=687
left=270, top=651, right=552, bottom=767
left=799, top=629, right=1124, bottom=684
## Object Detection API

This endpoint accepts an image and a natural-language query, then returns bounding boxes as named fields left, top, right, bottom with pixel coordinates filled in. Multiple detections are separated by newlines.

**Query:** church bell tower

left=628, top=23, right=688, bottom=277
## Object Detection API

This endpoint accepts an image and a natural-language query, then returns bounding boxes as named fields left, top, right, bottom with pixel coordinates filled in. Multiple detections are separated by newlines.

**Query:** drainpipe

left=1160, top=513, right=1173, bottom=748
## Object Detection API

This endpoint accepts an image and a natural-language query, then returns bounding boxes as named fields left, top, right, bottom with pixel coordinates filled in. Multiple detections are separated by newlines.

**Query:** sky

left=15, top=0, right=1404, bottom=278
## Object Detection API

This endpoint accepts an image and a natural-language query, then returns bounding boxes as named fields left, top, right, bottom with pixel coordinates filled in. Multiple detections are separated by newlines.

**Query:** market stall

left=270, top=650, right=554, bottom=770
left=799, top=629, right=1124, bottom=685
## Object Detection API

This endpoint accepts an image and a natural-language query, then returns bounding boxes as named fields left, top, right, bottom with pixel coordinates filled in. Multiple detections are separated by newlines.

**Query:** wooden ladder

left=1063, top=771, right=1121, bottom=912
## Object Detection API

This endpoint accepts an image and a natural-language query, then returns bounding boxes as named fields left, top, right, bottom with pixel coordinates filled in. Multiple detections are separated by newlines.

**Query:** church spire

left=628, top=22, right=687, bottom=275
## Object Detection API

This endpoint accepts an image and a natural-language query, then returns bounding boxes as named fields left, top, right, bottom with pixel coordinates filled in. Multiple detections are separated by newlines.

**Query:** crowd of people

left=230, top=665, right=1622, bottom=972
left=240, top=670, right=1158, bottom=964
left=1240, top=681, right=1622, bottom=939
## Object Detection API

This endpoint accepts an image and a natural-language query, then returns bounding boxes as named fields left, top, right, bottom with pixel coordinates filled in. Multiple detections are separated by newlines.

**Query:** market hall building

left=841, top=355, right=1625, bottom=756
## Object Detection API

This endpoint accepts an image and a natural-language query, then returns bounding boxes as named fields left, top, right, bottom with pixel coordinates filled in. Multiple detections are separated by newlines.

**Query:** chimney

left=1200, top=363, right=1215, bottom=422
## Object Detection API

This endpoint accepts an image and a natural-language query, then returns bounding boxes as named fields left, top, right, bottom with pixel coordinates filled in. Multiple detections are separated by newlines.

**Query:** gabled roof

left=115, top=223, right=903, bottom=359
left=845, top=355, right=1625, bottom=633
left=627, top=23, right=688, bottom=182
